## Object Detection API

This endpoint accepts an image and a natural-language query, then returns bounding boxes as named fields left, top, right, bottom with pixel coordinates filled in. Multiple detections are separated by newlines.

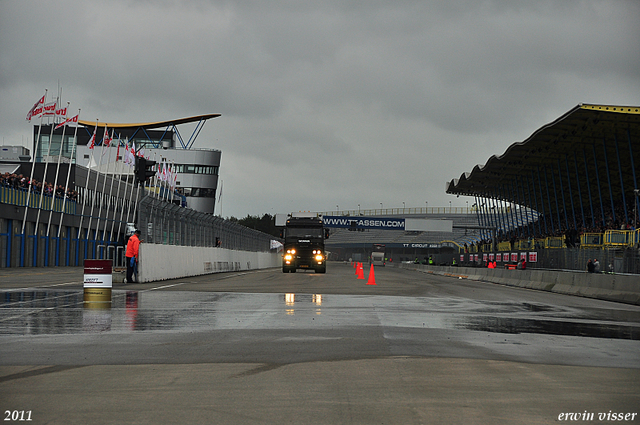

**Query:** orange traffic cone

left=366, top=263, right=376, bottom=285
left=357, top=263, right=365, bottom=279
left=355, top=262, right=359, bottom=275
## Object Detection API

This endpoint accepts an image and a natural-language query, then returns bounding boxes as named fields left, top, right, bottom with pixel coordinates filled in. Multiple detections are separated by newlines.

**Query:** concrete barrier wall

left=137, top=244, right=281, bottom=282
left=394, top=263, right=640, bottom=306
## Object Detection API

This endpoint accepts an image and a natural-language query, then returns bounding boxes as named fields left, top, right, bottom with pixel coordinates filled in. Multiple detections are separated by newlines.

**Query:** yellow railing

left=447, top=230, right=639, bottom=253
left=0, top=186, right=75, bottom=214
left=603, top=230, right=634, bottom=247
left=517, top=239, right=535, bottom=250
left=544, top=237, right=565, bottom=248
left=580, top=233, right=604, bottom=248
left=497, top=241, right=511, bottom=251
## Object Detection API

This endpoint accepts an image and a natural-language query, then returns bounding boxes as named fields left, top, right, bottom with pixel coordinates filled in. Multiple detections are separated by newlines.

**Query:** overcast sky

left=1, top=0, right=639, bottom=218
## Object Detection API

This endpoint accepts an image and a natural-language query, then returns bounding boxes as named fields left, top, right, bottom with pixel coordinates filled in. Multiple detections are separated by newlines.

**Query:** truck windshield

left=286, top=228, right=323, bottom=238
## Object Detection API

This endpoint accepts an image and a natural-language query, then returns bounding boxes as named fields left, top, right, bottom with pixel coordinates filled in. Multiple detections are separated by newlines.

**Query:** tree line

left=228, top=214, right=280, bottom=238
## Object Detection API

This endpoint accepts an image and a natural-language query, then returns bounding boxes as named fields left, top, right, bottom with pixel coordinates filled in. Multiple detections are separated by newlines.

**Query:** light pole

left=358, top=204, right=361, bottom=215
left=449, top=200, right=452, bottom=213
left=403, top=202, right=405, bottom=212
left=380, top=202, right=383, bottom=211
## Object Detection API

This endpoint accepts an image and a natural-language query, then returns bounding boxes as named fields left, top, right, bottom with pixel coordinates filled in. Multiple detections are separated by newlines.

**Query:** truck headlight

left=315, top=254, right=323, bottom=262
left=284, top=254, right=293, bottom=261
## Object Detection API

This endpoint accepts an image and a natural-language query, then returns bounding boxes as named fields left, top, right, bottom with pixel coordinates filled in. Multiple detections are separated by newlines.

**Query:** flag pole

left=168, top=161, right=175, bottom=204
left=57, top=109, right=81, bottom=238
left=22, top=89, right=48, bottom=234
left=78, top=120, right=96, bottom=241
left=217, top=179, right=223, bottom=217
left=94, top=126, right=111, bottom=245
left=123, top=141, right=137, bottom=226
left=110, top=134, right=125, bottom=241
left=86, top=120, right=103, bottom=242
left=165, top=161, right=170, bottom=203
left=153, top=151, right=160, bottom=199
left=130, top=145, right=143, bottom=234
left=103, top=130, right=118, bottom=242
left=119, top=138, right=135, bottom=235
left=47, top=101, right=70, bottom=237
left=34, top=95, right=59, bottom=236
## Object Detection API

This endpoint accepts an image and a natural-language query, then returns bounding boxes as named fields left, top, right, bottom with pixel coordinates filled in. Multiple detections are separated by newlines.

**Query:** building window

left=181, top=187, right=216, bottom=198
left=171, top=164, right=218, bottom=175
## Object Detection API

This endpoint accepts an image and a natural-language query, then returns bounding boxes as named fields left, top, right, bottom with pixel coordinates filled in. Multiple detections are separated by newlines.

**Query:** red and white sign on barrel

left=84, top=259, right=113, bottom=305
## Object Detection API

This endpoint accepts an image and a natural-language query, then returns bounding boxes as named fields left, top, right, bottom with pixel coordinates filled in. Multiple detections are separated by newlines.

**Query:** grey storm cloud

left=1, top=0, right=639, bottom=218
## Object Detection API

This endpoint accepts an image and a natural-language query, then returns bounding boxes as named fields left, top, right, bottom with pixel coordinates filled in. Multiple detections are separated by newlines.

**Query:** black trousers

left=126, top=257, right=137, bottom=282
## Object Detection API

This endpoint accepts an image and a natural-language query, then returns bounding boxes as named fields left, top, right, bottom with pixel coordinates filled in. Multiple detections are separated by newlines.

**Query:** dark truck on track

left=281, top=212, right=328, bottom=273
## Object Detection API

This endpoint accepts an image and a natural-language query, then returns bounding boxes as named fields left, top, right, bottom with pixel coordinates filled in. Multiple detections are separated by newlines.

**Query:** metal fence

left=0, top=190, right=279, bottom=268
left=136, top=195, right=277, bottom=252
left=536, top=248, right=640, bottom=275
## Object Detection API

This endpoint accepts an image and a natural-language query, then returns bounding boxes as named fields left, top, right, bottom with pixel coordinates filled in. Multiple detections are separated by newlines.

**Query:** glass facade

left=173, top=164, right=218, bottom=175
left=36, top=135, right=76, bottom=162
left=176, top=187, right=216, bottom=198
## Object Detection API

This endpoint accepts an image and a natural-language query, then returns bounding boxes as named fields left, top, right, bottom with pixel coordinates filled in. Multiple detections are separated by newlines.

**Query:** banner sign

left=323, top=215, right=405, bottom=230
left=84, top=259, right=113, bottom=288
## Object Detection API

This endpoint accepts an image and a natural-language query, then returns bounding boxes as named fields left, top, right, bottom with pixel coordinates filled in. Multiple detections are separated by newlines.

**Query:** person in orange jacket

left=519, top=258, right=527, bottom=270
left=125, top=229, right=141, bottom=283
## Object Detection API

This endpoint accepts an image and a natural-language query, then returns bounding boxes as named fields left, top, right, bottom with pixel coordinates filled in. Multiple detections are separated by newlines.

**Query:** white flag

left=42, top=101, right=57, bottom=116
left=26, top=92, right=46, bottom=121
left=54, top=114, right=79, bottom=130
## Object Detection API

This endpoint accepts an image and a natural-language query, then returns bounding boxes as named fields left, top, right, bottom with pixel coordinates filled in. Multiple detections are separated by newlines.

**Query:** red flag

left=116, top=143, right=120, bottom=162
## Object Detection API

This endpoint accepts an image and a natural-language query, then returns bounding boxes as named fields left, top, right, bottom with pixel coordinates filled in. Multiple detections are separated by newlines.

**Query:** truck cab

left=282, top=213, right=328, bottom=273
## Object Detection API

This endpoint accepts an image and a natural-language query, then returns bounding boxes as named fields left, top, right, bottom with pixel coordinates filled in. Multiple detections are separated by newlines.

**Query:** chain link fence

left=537, top=247, right=640, bottom=275
left=136, top=196, right=278, bottom=252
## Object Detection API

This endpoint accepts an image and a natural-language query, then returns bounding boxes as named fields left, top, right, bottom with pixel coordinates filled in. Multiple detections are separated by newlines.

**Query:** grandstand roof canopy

left=446, top=104, right=640, bottom=221
left=78, top=113, right=221, bottom=130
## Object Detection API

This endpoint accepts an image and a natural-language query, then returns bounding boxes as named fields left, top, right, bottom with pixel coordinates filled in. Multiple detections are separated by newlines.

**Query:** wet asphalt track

left=1, top=263, right=639, bottom=424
